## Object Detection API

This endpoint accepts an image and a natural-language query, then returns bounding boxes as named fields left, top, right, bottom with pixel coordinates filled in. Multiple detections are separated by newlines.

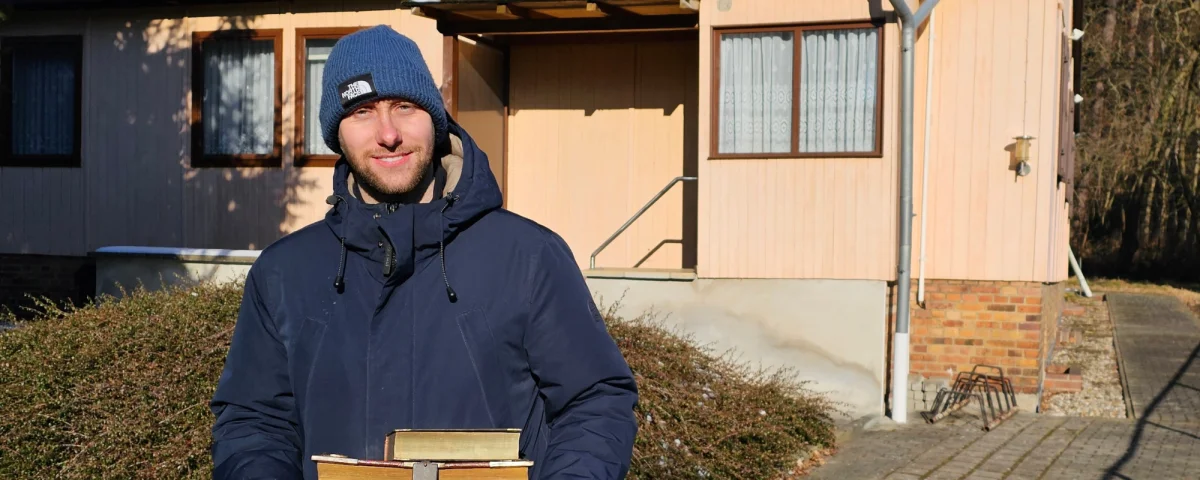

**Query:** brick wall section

left=0, top=254, right=95, bottom=319
left=1044, top=364, right=1082, bottom=393
left=1039, top=282, right=1065, bottom=393
left=906, top=280, right=1054, bottom=393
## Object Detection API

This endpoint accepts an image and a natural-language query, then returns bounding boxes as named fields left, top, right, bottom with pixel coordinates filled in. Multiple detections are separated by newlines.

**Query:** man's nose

left=376, top=110, right=400, bottom=147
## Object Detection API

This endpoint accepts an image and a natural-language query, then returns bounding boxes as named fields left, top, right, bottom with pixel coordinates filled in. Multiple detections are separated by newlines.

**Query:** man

left=209, top=25, right=639, bottom=480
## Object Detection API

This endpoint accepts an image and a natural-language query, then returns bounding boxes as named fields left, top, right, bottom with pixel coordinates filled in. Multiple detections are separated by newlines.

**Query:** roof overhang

left=399, top=1, right=700, bottom=36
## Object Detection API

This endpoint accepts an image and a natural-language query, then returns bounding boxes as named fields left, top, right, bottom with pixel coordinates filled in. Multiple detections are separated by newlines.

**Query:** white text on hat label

left=338, top=73, right=378, bottom=107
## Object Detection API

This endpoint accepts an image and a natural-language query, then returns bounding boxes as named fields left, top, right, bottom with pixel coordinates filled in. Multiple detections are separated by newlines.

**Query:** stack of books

left=313, top=428, right=532, bottom=479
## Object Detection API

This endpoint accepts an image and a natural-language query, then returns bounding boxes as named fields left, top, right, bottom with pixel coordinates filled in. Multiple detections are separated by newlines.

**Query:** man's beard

left=346, top=147, right=434, bottom=199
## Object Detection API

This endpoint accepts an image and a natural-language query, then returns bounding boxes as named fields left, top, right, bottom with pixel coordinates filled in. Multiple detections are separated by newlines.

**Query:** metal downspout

left=887, top=0, right=940, bottom=424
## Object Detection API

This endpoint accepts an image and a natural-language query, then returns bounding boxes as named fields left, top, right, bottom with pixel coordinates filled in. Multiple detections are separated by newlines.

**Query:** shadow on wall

left=505, top=35, right=699, bottom=270
left=88, top=11, right=323, bottom=260
left=80, top=12, right=322, bottom=300
left=165, top=14, right=319, bottom=251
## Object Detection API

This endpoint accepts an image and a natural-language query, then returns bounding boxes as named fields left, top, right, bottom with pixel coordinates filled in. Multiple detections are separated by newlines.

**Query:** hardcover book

left=383, top=428, right=521, bottom=461
left=313, top=455, right=533, bottom=480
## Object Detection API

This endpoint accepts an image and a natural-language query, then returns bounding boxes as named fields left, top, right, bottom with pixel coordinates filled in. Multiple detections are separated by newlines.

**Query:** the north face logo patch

left=342, top=81, right=371, bottom=99
left=338, top=73, right=377, bottom=107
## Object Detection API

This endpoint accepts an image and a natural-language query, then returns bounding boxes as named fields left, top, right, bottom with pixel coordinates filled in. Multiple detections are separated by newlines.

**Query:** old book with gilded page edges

left=314, top=428, right=529, bottom=479
left=312, top=455, right=533, bottom=480
left=384, top=428, right=521, bottom=461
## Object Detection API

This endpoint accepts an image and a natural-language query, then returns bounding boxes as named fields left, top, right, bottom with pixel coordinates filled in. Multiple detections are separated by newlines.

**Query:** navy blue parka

left=209, top=118, right=639, bottom=479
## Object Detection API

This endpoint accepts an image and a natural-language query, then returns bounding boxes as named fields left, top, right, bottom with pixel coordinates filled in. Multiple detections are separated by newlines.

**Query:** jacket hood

left=322, top=116, right=503, bottom=298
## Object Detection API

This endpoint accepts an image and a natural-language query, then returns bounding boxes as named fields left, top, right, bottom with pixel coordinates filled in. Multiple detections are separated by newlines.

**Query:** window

left=712, top=22, right=883, bottom=158
left=295, top=28, right=360, bottom=167
left=0, top=35, right=83, bottom=167
left=191, top=29, right=283, bottom=168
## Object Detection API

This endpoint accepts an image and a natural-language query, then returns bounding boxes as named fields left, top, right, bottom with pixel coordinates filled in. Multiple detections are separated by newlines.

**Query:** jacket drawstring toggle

left=440, top=193, right=459, bottom=302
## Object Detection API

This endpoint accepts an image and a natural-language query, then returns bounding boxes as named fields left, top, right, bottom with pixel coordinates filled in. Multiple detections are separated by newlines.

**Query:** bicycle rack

left=921, top=364, right=1019, bottom=431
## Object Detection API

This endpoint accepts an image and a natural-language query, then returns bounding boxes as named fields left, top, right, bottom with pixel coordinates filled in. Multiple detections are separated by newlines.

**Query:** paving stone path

left=1107, top=293, right=1200, bottom=426
left=807, top=293, right=1200, bottom=479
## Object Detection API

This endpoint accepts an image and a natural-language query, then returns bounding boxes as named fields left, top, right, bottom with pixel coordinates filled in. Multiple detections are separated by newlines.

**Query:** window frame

left=190, top=28, right=284, bottom=168
left=710, top=20, right=886, bottom=160
left=0, top=34, right=84, bottom=168
left=294, top=27, right=360, bottom=167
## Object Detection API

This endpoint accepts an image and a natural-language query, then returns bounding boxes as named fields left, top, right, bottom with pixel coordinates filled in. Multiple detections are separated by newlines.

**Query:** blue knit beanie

left=319, top=25, right=448, bottom=155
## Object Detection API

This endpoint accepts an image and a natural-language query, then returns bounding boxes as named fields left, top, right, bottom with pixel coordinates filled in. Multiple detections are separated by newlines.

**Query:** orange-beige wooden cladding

left=505, top=38, right=699, bottom=271
left=0, top=6, right=442, bottom=254
left=698, top=0, right=1072, bottom=282
left=0, top=0, right=1073, bottom=284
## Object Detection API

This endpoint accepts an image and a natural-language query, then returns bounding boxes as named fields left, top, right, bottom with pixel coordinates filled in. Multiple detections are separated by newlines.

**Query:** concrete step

left=582, top=268, right=697, bottom=281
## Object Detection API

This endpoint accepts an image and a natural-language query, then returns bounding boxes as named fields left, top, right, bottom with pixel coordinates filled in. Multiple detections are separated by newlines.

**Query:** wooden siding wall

left=912, top=0, right=1072, bottom=283
left=0, top=17, right=90, bottom=256
left=505, top=38, right=699, bottom=271
left=699, top=0, right=900, bottom=280
left=0, top=3, right=443, bottom=255
left=456, top=38, right=507, bottom=202
left=1, top=0, right=1074, bottom=285
left=699, top=0, right=1072, bottom=282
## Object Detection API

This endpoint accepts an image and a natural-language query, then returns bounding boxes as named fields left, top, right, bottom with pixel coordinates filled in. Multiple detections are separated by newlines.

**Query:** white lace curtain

left=800, top=28, right=878, bottom=153
left=11, top=44, right=76, bottom=156
left=718, top=31, right=794, bottom=154
left=717, top=27, right=879, bottom=155
left=202, top=37, right=275, bottom=155
left=305, top=40, right=337, bottom=155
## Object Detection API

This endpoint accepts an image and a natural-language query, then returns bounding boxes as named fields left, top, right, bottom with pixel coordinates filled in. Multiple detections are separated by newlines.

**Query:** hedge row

left=0, top=282, right=838, bottom=479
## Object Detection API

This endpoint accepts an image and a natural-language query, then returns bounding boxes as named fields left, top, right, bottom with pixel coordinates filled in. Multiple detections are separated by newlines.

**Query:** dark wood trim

left=1057, top=31, right=1076, bottom=200
left=591, top=1, right=636, bottom=16
left=496, top=4, right=554, bottom=20
left=875, top=19, right=886, bottom=159
left=436, top=14, right=698, bottom=36
left=461, top=34, right=505, bottom=50
left=1071, top=0, right=1082, bottom=134
left=713, top=18, right=886, bottom=34
left=0, top=34, right=84, bottom=168
left=442, top=35, right=459, bottom=118
left=501, top=40, right=510, bottom=209
left=191, top=28, right=284, bottom=168
left=707, top=151, right=889, bottom=160
left=709, top=20, right=886, bottom=160
left=496, top=29, right=696, bottom=46
left=293, top=27, right=360, bottom=168
left=709, top=25, right=720, bottom=162
left=791, top=28, right=800, bottom=155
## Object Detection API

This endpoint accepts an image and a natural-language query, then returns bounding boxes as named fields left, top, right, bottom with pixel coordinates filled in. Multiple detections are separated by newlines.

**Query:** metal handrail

left=590, top=176, right=697, bottom=269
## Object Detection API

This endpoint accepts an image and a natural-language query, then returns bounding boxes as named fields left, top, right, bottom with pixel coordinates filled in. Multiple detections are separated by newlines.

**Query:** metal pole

left=887, top=0, right=940, bottom=424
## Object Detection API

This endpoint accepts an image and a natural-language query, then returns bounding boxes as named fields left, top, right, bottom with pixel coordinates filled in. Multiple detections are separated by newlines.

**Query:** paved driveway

left=806, top=293, right=1200, bottom=480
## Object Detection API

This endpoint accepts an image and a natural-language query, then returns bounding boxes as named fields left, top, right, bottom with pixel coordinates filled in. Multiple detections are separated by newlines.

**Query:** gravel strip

left=1042, top=293, right=1127, bottom=418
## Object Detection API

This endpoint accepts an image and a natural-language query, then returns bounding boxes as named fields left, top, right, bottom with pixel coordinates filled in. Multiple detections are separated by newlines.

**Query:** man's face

left=338, top=98, right=436, bottom=200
